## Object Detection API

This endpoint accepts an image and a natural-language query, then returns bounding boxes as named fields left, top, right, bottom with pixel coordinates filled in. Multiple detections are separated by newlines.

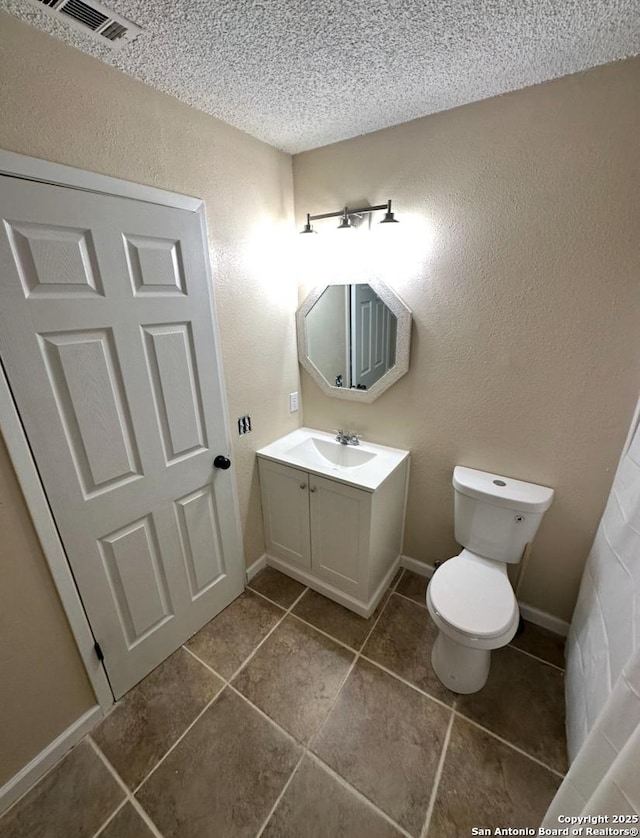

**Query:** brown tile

left=395, top=569, right=428, bottom=605
left=93, top=646, right=223, bottom=789
left=313, top=659, right=451, bottom=837
left=136, top=688, right=301, bottom=838
left=247, top=566, right=306, bottom=608
left=428, top=716, right=561, bottom=836
left=510, top=621, right=566, bottom=669
left=232, top=615, right=355, bottom=742
left=263, top=755, right=403, bottom=838
left=362, top=594, right=455, bottom=705
left=0, top=740, right=124, bottom=838
left=185, top=589, right=284, bottom=678
left=98, top=802, right=156, bottom=837
left=456, top=645, right=567, bottom=773
left=292, top=587, right=391, bottom=650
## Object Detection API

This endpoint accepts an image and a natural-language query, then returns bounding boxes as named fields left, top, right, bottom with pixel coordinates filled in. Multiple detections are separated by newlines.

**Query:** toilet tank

left=453, top=466, right=554, bottom=563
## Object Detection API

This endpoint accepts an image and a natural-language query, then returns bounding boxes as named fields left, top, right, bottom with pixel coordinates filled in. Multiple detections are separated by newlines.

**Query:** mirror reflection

left=305, top=283, right=397, bottom=391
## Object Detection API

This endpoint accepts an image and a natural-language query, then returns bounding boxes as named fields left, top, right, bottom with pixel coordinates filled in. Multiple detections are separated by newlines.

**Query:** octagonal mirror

left=296, top=280, right=411, bottom=402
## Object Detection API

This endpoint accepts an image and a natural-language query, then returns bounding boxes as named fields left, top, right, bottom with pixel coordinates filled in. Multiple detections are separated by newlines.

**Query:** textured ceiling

left=2, top=0, right=639, bottom=153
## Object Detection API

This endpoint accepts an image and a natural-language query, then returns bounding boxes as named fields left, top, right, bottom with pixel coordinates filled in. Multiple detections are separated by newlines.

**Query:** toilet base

left=431, top=632, right=491, bottom=694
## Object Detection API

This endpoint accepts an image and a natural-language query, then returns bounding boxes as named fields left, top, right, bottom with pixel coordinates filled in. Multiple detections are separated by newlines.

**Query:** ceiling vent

left=25, top=0, right=142, bottom=47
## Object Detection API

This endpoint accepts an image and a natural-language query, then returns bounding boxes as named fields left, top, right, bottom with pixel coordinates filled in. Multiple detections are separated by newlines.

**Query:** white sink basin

left=286, top=437, right=376, bottom=469
left=257, top=428, right=410, bottom=492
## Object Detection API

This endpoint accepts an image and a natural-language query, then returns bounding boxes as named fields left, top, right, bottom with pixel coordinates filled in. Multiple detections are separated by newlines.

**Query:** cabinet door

left=259, top=460, right=311, bottom=569
left=309, top=474, right=370, bottom=598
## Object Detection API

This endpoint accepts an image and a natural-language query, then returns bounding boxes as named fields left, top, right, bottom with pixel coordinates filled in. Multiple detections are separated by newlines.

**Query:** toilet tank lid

left=453, top=466, right=554, bottom=513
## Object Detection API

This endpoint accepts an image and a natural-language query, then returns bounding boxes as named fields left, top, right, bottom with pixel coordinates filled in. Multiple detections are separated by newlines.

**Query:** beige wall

left=294, top=57, right=640, bottom=622
left=0, top=435, right=96, bottom=786
left=0, top=13, right=298, bottom=785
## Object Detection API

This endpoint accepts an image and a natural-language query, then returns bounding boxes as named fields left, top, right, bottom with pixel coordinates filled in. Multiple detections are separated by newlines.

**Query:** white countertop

left=256, top=427, right=410, bottom=492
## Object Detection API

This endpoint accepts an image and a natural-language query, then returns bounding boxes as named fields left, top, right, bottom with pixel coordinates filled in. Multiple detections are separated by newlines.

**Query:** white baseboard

left=517, top=602, right=570, bottom=637
left=245, top=554, right=267, bottom=583
left=400, top=555, right=435, bottom=578
left=0, top=705, right=102, bottom=816
left=400, top=555, right=570, bottom=637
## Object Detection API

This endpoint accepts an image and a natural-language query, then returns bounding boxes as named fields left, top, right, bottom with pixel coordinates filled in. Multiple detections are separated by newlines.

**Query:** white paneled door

left=351, top=283, right=394, bottom=391
left=0, top=175, right=244, bottom=698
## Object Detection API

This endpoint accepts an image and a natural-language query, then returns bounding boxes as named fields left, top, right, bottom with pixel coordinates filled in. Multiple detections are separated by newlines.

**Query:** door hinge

left=94, top=641, right=105, bottom=662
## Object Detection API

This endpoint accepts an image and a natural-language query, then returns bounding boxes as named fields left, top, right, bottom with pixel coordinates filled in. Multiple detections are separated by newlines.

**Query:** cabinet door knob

left=309, top=487, right=317, bottom=493
left=300, top=483, right=306, bottom=489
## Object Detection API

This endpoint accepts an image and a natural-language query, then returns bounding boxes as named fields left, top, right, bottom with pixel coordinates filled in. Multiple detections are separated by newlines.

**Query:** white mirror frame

left=296, top=279, right=412, bottom=403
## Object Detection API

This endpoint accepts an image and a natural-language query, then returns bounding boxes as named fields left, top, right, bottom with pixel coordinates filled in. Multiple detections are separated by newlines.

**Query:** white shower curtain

left=543, top=398, right=640, bottom=823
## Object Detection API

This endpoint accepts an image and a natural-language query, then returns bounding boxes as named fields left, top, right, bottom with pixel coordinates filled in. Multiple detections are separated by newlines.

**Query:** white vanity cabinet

left=257, top=443, right=409, bottom=617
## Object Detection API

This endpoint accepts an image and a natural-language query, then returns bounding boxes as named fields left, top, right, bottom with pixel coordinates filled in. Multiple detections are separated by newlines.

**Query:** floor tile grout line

left=246, top=581, right=309, bottom=614
left=286, top=586, right=312, bottom=613
left=130, top=690, right=224, bottom=795
left=358, top=653, right=455, bottom=713
left=419, top=710, right=455, bottom=838
left=242, top=588, right=287, bottom=612
left=182, top=588, right=308, bottom=684
left=254, top=750, right=307, bottom=838
left=305, top=751, right=414, bottom=838
left=509, top=643, right=565, bottom=672
left=89, top=798, right=129, bottom=838
left=182, top=643, right=229, bottom=682
left=216, top=603, right=417, bottom=838
left=286, top=610, right=361, bottom=653
left=452, top=712, right=566, bottom=778
left=232, top=675, right=421, bottom=838
left=228, top=685, right=303, bottom=749
left=226, top=589, right=312, bottom=683
left=355, top=647, right=566, bottom=779
left=393, top=590, right=427, bottom=609
left=87, top=737, right=164, bottom=838
left=219, top=591, right=303, bottom=686
left=306, top=571, right=403, bottom=754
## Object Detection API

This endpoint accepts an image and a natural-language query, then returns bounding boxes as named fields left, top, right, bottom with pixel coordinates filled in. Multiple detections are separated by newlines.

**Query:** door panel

left=124, top=234, right=186, bottom=296
left=0, top=175, right=243, bottom=698
left=39, top=328, right=142, bottom=494
left=99, top=515, right=173, bottom=645
left=175, top=484, right=225, bottom=598
left=142, top=323, right=207, bottom=463
left=5, top=220, right=104, bottom=297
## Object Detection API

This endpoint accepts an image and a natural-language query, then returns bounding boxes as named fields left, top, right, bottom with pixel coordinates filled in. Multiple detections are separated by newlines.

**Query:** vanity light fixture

left=299, top=199, right=399, bottom=233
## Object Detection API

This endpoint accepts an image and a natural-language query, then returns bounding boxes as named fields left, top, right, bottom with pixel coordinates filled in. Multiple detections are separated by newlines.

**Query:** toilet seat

left=427, top=550, right=517, bottom=640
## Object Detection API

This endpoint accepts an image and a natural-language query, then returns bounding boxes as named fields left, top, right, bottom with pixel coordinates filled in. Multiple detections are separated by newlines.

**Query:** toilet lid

left=428, top=551, right=517, bottom=638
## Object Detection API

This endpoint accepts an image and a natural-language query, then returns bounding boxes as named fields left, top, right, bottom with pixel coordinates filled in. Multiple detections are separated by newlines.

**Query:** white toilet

left=426, top=466, right=554, bottom=694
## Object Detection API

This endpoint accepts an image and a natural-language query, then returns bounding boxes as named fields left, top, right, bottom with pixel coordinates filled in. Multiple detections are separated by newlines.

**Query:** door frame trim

left=0, top=150, right=240, bottom=713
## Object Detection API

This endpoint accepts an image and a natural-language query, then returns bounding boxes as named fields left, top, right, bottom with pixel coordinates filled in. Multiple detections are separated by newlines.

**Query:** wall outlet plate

left=289, top=392, right=299, bottom=413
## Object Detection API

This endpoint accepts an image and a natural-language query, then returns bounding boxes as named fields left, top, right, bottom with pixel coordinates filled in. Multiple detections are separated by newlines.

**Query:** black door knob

left=213, top=455, right=231, bottom=470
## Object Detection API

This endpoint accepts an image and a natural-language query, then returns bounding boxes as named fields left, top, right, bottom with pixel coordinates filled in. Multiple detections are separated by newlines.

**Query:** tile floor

left=0, top=568, right=567, bottom=838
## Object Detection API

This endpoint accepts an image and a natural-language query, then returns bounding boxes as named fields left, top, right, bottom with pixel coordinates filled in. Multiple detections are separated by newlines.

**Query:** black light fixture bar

left=300, top=200, right=398, bottom=233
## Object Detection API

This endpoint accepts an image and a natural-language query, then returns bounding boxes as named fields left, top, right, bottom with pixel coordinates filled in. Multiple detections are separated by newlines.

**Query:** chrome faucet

left=334, top=429, right=362, bottom=446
